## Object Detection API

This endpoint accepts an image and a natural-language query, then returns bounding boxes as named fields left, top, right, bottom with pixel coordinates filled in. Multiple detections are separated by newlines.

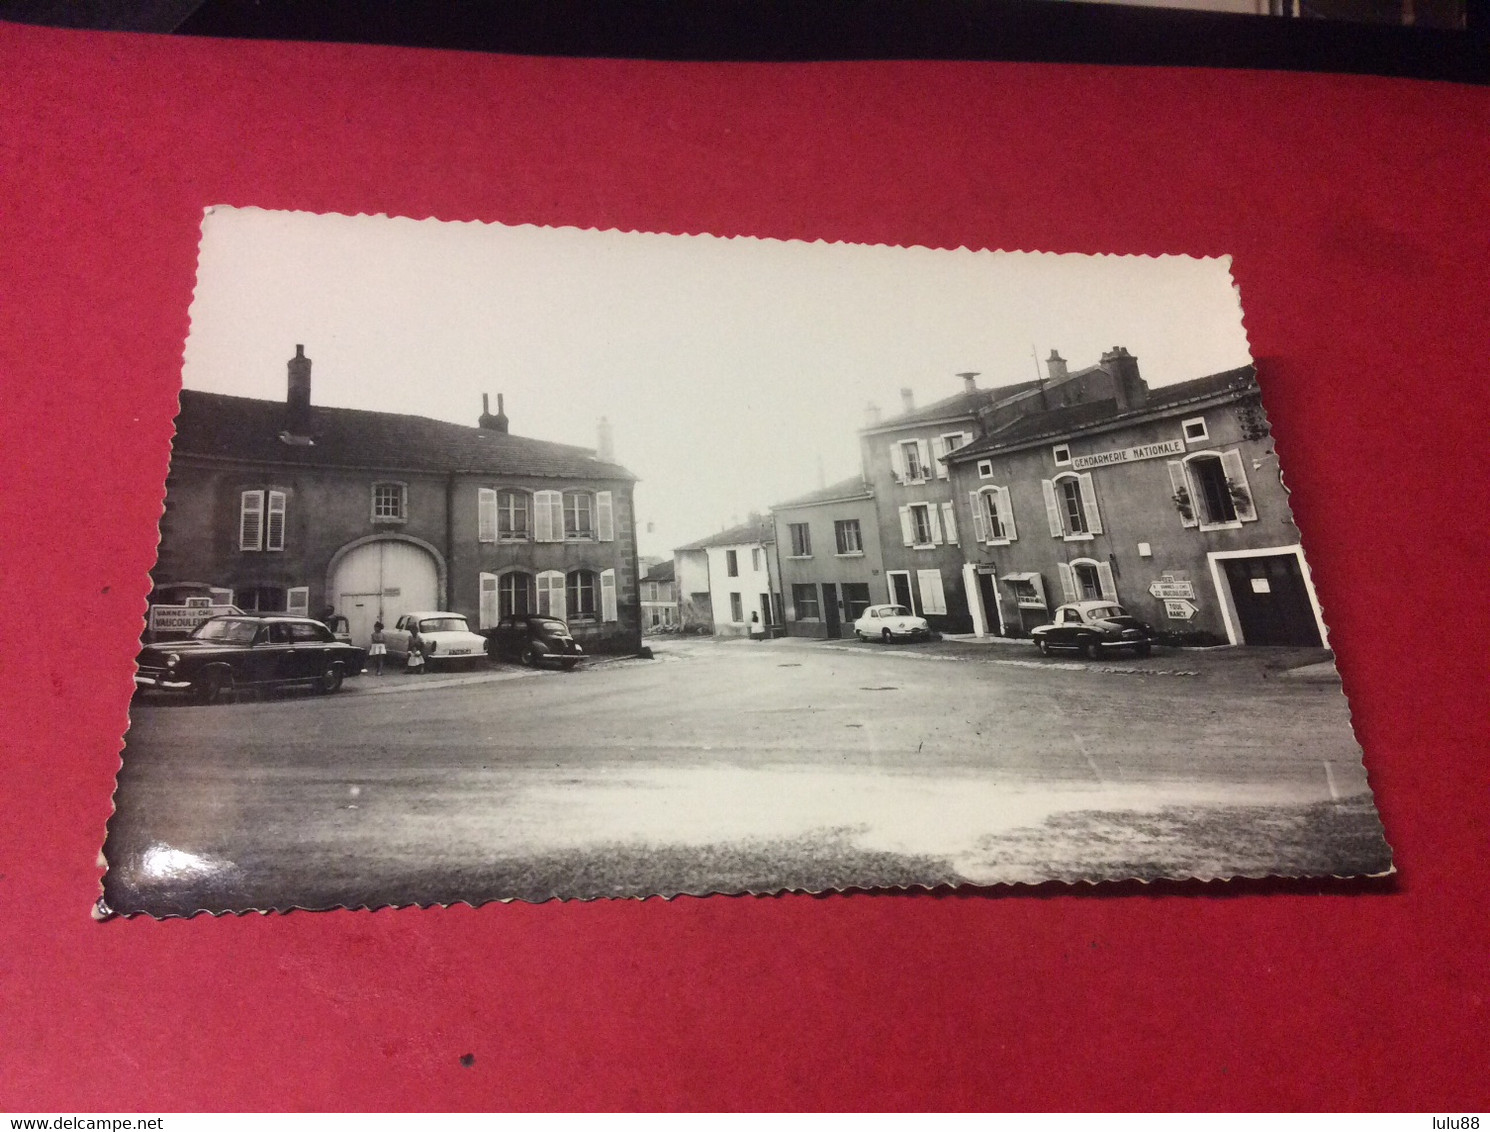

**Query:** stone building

left=770, top=477, right=882, bottom=639
left=944, top=354, right=1326, bottom=647
left=640, top=559, right=678, bottom=630
left=148, top=346, right=643, bottom=654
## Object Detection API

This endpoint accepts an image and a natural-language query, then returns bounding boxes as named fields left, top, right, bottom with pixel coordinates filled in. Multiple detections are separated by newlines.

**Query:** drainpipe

left=445, top=472, right=457, bottom=610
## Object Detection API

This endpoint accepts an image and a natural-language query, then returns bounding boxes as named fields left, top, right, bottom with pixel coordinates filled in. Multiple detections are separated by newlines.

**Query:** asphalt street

left=103, top=635, right=1391, bottom=913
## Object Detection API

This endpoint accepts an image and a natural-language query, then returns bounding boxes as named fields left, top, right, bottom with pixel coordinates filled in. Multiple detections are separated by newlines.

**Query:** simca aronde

left=1031, top=601, right=1154, bottom=659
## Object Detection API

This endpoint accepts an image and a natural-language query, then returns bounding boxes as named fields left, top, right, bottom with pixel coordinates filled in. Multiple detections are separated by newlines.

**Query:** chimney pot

left=900, top=387, right=915, bottom=413
left=958, top=371, right=979, bottom=394
left=286, top=344, right=312, bottom=427
left=1045, top=350, right=1068, bottom=384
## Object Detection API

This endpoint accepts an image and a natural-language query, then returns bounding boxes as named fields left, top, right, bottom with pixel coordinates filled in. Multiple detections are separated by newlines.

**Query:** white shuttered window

left=596, top=491, right=615, bottom=542
left=479, top=572, right=499, bottom=629
left=265, top=491, right=286, bottom=551
left=534, top=491, right=563, bottom=542
left=600, top=569, right=618, bottom=622
left=917, top=570, right=947, bottom=616
left=536, top=570, right=566, bottom=619
left=478, top=488, right=498, bottom=542
left=239, top=490, right=264, bottom=551
left=941, top=502, right=958, bottom=545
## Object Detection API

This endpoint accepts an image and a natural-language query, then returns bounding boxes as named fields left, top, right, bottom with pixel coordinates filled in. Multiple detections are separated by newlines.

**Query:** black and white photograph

left=102, top=206, right=1391, bottom=914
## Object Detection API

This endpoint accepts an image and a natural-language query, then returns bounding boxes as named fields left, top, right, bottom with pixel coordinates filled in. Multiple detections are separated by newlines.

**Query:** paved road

left=104, top=636, right=1389, bottom=914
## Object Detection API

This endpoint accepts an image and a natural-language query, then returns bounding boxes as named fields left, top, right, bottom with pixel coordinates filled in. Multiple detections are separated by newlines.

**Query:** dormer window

left=1052, top=444, right=1072, bottom=467
left=1182, top=416, right=1209, bottom=443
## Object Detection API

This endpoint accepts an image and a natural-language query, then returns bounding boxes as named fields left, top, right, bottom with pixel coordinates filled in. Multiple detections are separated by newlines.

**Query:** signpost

left=1163, top=599, right=1198, bottom=621
left=1148, top=580, right=1196, bottom=600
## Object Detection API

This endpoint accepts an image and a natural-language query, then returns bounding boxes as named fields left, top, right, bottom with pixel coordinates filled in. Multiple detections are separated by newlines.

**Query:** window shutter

left=1078, top=473, right=1102, bottom=535
left=1096, top=561, right=1118, bottom=602
left=898, top=505, right=915, bottom=547
left=265, top=491, right=286, bottom=551
left=931, top=436, right=949, bottom=479
left=997, top=486, right=1017, bottom=541
left=239, top=490, right=264, bottom=550
left=1220, top=449, right=1258, bottom=521
left=1167, top=461, right=1199, bottom=528
left=601, top=569, right=618, bottom=622
left=889, top=443, right=906, bottom=484
left=478, top=488, right=497, bottom=542
left=551, top=493, right=567, bottom=540
left=597, top=491, right=615, bottom=541
left=1057, top=561, right=1077, bottom=603
left=915, top=440, right=931, bottom=483
left=941, top=501, right=958, bottom=546
left=928, top=503, right=944, bottom=545
left=969, top=491, right=989, bottom=543
left=533, top=491, right=555, bottom=541
left=286, top=586, right=309, bottom=616
left=1041, top=480, right=1063, bottom=537
left=917, top=569, right=947, bottom=616
left=479, top=572, right=498, bottom=629
left=1030, top=574, right=1048, bottom=609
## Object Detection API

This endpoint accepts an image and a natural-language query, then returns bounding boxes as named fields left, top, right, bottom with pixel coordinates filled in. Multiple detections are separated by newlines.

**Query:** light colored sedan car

left=384, top=611, right=489, bottom=670
left=854, top=604, right=931, bottom=643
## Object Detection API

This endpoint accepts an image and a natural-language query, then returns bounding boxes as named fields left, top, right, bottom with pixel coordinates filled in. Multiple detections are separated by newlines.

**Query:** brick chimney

left=479, top=393, right=509, bottom=433
left=597, top=416, right=615, bottom=463
left=900, top=387, right=915, bottom=414
left=958, top=372, right=979, bottom=394
left=1101, top=346, right=1148, bottom=412
left=1045, top=350, right=1068, bottom=384
left=286, top=344, right=311, bottom=427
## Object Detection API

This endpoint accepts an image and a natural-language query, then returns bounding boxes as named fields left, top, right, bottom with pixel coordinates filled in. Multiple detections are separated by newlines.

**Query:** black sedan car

left=1031, top=601, right=1154, bottom=659
left=134, top=614, right=366, bottom=702
left=484, top=615, right=585, bottom=670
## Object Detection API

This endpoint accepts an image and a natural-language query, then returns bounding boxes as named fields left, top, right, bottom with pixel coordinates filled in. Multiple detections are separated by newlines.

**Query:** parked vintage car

left=483, top=615, right=586, bottom=670
left=1031, top=601, right=1154, bottom=659
left=382, top=611, right=488, bottom=670
left=134, top=614, right=366, bottom=702
left=853, top=604, right=932, bottom=643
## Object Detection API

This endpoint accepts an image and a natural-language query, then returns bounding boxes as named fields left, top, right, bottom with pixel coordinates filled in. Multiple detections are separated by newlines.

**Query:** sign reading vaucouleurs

left=1070, top=438, right=1185, bottom=471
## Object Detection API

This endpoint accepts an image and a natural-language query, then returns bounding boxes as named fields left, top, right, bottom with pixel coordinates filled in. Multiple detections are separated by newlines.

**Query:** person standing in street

left=368, top=620, right=387, bottom=676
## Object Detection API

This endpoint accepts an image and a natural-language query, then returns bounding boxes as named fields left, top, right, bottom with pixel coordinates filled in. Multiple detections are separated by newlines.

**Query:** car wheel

left=1083, top=638, right=1103, bottom=660
left=1037, top=638, right=1051, bottom=656
left=319, top=662, right=345, bottom=695
left=521, top=646, right=539, bottom=668
left=881, top=629, right=893, bottom=643
left=197, top=667, right=234, bottom=704
left=1134, top=642, right=1152, bottom=658
left=855, top=630, right=865, bottom=641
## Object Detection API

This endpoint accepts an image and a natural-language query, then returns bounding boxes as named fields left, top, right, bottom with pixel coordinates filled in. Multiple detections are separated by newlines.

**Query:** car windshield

left=419, top=617, right=470, bottom=634
left=191, top=618, right=260, bottom=644
left=882, top=606, right=910, bottom=617
left=1085, top=605, right=1127, bottom=621
left=535, top=620, right=569, bottom=634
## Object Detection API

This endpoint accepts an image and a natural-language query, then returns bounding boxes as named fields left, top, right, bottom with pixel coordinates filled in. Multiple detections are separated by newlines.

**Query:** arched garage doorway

left=327, top=536, right=443, bottom=648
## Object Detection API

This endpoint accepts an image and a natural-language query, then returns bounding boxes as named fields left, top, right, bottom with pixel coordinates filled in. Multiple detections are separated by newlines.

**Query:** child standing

left=406, top=629, right=425, bottom=675
left=368, top=620, right=387, bottom=676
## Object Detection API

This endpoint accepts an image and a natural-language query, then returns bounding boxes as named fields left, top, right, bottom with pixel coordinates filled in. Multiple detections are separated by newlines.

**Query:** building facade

left=674, top=517, right=781, bottom=638
left=770, top=478, right=884, bottom=639
left=857, top=374, right=1037, bottom=632
left=149, top=346, right=644, bottom=654
left=640, top=559, right=678, bottom=630
left=945, top=358, right=1326, bottom=648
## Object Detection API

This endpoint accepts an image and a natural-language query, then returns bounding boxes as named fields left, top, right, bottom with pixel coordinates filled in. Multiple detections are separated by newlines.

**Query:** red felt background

left=1, top=20, right=1487, bottom=1111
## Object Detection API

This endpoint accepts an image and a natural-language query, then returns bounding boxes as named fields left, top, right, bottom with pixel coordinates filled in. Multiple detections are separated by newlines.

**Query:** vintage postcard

left=101, top=207, right=1390, bottom=914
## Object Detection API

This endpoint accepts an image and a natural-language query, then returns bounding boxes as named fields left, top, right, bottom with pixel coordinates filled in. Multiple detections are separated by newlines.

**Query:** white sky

left=182, top=207, right=1252, bottom=558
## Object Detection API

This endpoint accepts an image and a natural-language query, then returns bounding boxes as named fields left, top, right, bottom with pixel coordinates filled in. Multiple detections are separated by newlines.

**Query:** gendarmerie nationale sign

left=1071, top=437, right=1185, bottom=471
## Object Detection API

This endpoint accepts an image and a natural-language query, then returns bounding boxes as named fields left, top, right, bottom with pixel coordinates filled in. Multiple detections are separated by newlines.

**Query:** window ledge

left=1198, top=520, right=1244, bottom=533
left=985, top=538, right=1012, bottom=548
left=911, top=543, right=937, bottom=551
left=1062, top=533, right=1095, bottom=542
left=834, top=551, right=864, bottom=558
left=372, top=517, right=408, bottom=525
left=788, top=554, right=813, bottom=560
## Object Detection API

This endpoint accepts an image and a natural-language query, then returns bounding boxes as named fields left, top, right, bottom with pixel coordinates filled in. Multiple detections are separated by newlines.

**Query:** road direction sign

left=1164, top=599, right=1198, bottom=620
left=1149, top=580, right=1196, bottom=600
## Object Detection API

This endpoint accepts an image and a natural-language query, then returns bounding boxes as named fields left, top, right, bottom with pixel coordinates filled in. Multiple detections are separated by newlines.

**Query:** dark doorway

left=976, top=572, right=999, bottom=635
left=889, top=571, right=914, bottom=612
left=1222, top=554, right=1321, bottom=646
left=759, top=592, right=772, bottom=628
left=822, top=583, right=841, bottom=638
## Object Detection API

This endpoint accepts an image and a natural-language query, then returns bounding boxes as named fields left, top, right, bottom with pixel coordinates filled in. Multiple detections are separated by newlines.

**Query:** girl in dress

left=368, top=620, right=387, bottom=676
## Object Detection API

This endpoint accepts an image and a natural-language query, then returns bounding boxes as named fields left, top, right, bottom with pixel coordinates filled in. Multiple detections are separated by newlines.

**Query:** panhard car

left=134, top=614, right=366, bottom=703
left=483, top=614, right=586, bottom=670
left=383, top=611, right=488, bottom=670
left=1031, top=601, right=1154, bottom=659
left=853, top=604, right=932, bottom=643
